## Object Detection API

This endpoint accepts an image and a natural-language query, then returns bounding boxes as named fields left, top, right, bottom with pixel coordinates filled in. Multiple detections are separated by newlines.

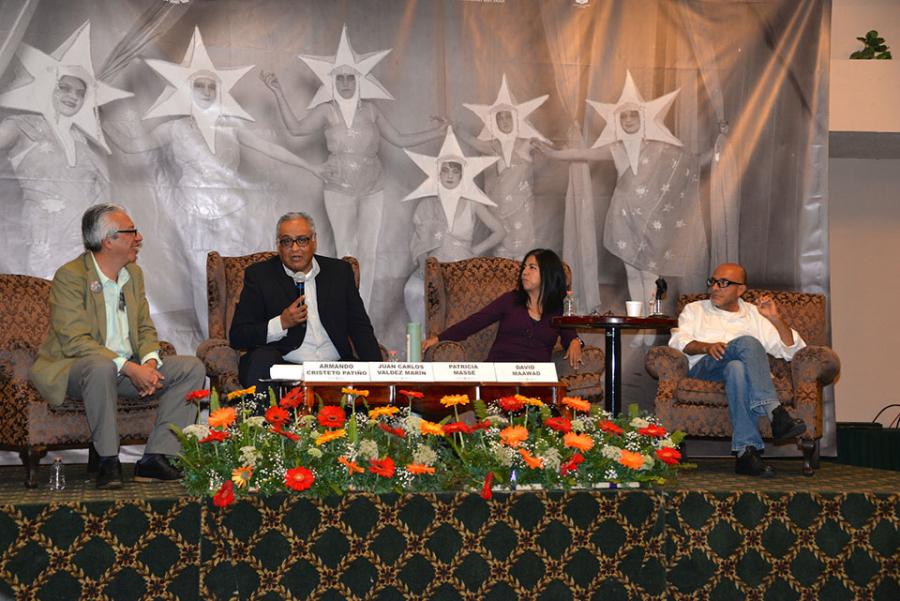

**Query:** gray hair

left=82, top=203, right=126, bottom=251
left=276, top=212, right=316, bottom=239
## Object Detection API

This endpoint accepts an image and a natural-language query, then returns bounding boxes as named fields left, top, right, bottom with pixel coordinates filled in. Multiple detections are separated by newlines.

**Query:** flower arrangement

left=174, top=387, right=684, bottom=506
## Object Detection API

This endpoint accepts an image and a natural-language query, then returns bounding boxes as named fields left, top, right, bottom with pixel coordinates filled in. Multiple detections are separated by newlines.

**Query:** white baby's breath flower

left=601, top=445, right=620, bottom=460
left=486, top=414, right=508, bottom=427
left=404, top=415, right=423, bottom=435
left=571, top=419, right=586, bottom=432
left=182, top=424, right=209, bottom=439
left=412, top=444, right=437, bottom=466
left=244, top=416, right=266, bottom=428
left=492, top=444, right=515, bottom=467
left=358, top=439, right=379, bottom=460
left=659, top=437, right=676, bottom=448
left=541, top=448, right=561, bottom=471
left=630, top=417, right=650, bottom=429
left=239, top=445, right=260, bottom=466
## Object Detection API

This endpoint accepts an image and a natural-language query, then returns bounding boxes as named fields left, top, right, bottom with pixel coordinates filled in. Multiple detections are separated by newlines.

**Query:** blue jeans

left=688, top=336, right=779, bottom=453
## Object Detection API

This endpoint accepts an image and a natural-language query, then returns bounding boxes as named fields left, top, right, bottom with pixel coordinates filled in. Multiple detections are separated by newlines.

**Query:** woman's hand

left=422, top=335, right=440, bottom=353
left=430, top=115, right=450, bottom=133
left=259, top=70, right=282, bottom=93
left=565, top=338, right=583, bottom=369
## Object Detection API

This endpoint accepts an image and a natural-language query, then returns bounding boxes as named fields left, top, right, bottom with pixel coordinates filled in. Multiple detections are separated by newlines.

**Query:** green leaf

left=268, top=386, right=277, bottom=407
left=169, top=423, right=190, bottom=445
left=210, top=389, right=220, bottom=412
left=473, top=398, right=488, bottom=420
left=628, top=403, right=640, bottom=418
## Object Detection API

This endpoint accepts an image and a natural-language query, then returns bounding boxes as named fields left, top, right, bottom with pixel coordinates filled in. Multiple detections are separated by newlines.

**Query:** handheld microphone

left=295, top=273, right=306, bottom=304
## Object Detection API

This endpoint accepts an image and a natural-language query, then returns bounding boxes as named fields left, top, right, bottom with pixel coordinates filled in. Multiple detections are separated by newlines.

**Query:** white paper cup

left=625, top=301, right=644, bottom=317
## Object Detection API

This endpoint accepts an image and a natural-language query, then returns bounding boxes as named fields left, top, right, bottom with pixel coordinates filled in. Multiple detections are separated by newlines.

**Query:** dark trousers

left=238, top=346, right=287, bottom=392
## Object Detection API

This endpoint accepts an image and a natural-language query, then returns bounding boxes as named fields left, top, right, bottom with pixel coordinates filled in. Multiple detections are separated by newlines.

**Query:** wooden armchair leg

left=798, top=438, right=819, bottom=477
left=20, top=446, right=47, bottom=488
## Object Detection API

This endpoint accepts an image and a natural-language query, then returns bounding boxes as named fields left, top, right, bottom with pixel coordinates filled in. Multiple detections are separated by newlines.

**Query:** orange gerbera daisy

left=563, top=431, right=595, bottom=452
left=338, top=456, right=365, bottom=474
left=231, top=465, right=253, bottom=489
left=368, top=406, right=400, bottom=419
left=518, top=448, right=544, bottom=469
left=420, top=420, right=446, bottom=436
left=561, top=396, right=591, bottom=412
left=618, top=449, right=645, bottom=470
left=315, top=429, right=347, bottom=446
left=499, top=425, right=529, bottom=448
left=208, top=407, right=237, bottom=429
left=406, top=463, right=436, bottom=476
left=440, top=394, right=470, bottom=408
left=517, top=394, right=544, bottom=407
left=226, top=386, right=256, bottom=401
left=341, top=387, right=369, bottom=397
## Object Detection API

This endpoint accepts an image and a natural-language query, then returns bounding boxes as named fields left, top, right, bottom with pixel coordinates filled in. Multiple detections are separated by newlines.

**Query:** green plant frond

left=268, top=387, right=277, bottom=407
left=210, top=389, right=220, bottom=412
left=473, top=398, right=488, bottom=420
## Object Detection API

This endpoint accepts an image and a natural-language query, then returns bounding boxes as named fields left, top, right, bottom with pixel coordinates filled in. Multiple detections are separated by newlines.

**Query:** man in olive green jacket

left=30, top=204, right=205, bottom=489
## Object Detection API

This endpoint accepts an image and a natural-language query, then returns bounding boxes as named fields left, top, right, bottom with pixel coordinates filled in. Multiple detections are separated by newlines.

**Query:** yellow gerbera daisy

left=315, top=428, right=347, bottom=446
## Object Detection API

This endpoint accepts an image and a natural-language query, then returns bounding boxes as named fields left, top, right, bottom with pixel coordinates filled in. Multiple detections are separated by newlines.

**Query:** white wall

left=828, top=158, right=900, bottom=425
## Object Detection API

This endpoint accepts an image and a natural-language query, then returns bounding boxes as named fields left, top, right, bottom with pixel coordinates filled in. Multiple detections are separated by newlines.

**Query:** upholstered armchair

left=423, top=256, right=604, bottom=400
left=0, top=274, right=173, bottom=487
left=645, top=290, right=840, bottom=475
left=198, top=252, right=382, bottom=393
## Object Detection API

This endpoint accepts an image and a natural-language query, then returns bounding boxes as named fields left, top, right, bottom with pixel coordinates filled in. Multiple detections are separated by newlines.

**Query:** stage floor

left=1, top=460, right=897, bottom=600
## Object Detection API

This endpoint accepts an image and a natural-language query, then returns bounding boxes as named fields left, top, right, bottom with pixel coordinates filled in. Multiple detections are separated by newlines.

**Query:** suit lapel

left=84, top=254, right=108, bottom=343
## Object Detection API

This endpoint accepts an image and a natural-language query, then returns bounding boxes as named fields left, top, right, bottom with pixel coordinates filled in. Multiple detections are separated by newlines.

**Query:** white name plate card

left=302, top=361, right=371, bottom=383
left=269, top=364, right=304, bottom=381
left=432, top=362, right=497, bottom=382
left=493, top=362, right=559, bottom=383
left=369, top=362, right=434, bottom=383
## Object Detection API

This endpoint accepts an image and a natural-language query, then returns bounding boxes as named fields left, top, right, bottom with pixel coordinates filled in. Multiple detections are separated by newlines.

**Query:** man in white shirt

left=229, top=212, right=381, bottom=392
left=30, top=204, right=206, bottom=489
left=669, top=263, right=807, bottom=477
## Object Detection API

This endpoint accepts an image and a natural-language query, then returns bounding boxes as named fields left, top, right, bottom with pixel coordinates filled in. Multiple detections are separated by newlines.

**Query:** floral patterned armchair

left=0, top=273, right=172, bottom=487
left=645, top=290, right=840, bottom=475
left=197, top=252, right=384, bottom=394
left=423, top=256, right=604, bottom=401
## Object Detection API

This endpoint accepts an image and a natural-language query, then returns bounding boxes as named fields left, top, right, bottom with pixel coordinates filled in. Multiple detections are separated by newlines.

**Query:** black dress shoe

left=735, top=446, right=776, bottom=478
left=771, top=405, right=807, bottom=441
left=87, top=444, right=100, bottom=474
left=134, top=454, right=182, bottom=482
left=96, top=458, right=123, bottom=490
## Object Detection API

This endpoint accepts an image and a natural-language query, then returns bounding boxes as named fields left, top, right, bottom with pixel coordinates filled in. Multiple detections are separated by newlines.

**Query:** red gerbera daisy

left=265, top=405, right=290, bottom=428
left=284, top=466, right=315, bottom=491
left=544, top=417, right=572, bottom=434
left=318, top=405, right=346, bottom=429
left=369, top=457, right=396, bottom=478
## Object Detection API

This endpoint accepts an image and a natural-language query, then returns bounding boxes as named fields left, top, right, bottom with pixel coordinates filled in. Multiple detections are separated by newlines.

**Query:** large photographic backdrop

left=0, top=0, right=832, bottom=445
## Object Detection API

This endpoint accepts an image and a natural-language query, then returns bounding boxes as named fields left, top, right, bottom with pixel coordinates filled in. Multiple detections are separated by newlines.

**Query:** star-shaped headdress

left=403, top=126, right=498, bottom=228
left=0, top=21, right=133, bottom=166
left=299, top=24, right=393, bottom=128
left=587, top=70, right=682, bottom=175
left=143, top=27, right=254, bottom=154
left=463, top=74, right=549, bottom=168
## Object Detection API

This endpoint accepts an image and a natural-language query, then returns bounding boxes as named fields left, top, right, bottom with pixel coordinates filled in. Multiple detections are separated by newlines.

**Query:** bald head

left=708, top=263, right=748, bottom=311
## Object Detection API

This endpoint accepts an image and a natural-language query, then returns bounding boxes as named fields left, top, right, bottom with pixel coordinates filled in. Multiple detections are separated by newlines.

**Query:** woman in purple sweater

left=422, top=249, right=583, bottom=366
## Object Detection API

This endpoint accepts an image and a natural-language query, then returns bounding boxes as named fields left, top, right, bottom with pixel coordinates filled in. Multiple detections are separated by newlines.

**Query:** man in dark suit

left=229, top=211, right=381, bottom=389
left=30, top=204, right=206, bottom=489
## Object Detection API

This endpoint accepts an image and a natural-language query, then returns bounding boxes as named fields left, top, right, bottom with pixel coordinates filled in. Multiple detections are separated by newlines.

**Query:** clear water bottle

left=563, top=290, right=577, bottom=316
left=48, top=457, right=66, bottom=491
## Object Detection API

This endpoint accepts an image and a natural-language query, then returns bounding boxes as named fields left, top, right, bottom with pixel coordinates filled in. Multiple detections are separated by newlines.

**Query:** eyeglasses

left=278, top=235, right=315, bottom=249
left=115, top=228, right=139, bottom=236
left=706, top=277, right=745, bottom=289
